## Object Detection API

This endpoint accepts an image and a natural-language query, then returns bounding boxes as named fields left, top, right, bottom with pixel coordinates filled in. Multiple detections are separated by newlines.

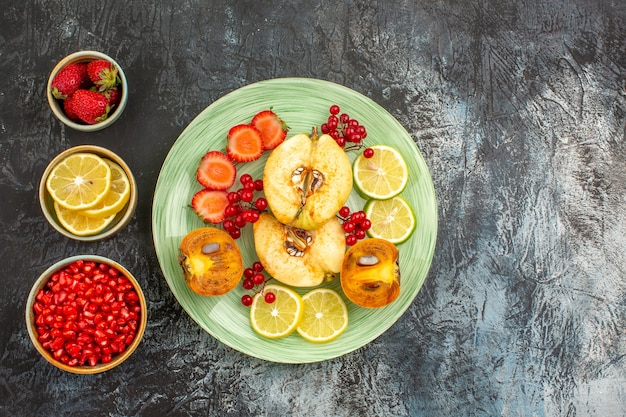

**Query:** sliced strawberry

left=226, top=124, right=263, bottom=162
left=191, top=189, right=229, bottom=224
left=196, top=150, right=237, bottom=190
left=251, top=110, right=289, bottom=150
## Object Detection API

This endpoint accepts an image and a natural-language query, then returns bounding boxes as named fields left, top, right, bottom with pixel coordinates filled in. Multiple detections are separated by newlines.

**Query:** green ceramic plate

left=152, top=78, right=437, bottom=363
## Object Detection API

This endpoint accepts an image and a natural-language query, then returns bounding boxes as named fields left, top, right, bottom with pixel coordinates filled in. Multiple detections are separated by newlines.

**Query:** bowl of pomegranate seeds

left=25, top=255, right=147, bottom=374
left=46, top=50, right=128, bottom=131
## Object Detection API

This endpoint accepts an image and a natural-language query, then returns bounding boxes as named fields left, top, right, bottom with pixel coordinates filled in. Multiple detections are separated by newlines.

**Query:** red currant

left=228, top=228, right=241, bottom=239
left=343, top=221, right=356, bottom=233
left=329, top=104, right=340, bottom=115
left=240, top=173, right=253, bottom=185
left=241, top=294, right=253, bottom=306
left=252, top=261, right=264, bottom=272
left=239, top=189, right=254, bottom=203
left=227, top=192, right=240, bottom=204
left=264, top=292, right=276, bottom=303
left=222, top=219, right=236, bottom=232
left=244, top=267, right=255, bottom=279
left=345, top=235, right=358, bottom=246
left=254, top=198, right=268, bottom=211
left=363, top=147, right=375, bottom=158
left=354, top=229, right=367, bottom=240
left=242, top=278, right=254, bottom=290
left=252, top=273, right=265, bottom=286
left=338, top=206, right=351, bottom=218
left=254, top=179, right=264, bottom=191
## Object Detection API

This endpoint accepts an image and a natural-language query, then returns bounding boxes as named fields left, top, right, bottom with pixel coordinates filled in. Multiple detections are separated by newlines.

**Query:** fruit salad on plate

left=178, top=104, right=416, bottom=343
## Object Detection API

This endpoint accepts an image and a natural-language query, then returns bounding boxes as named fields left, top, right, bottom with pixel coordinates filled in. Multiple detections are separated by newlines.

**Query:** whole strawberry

left=102, top=86, right=121, bottom=107
left=50, top=63, right=90, bottom=99
left=87, top=59, right=120, bottom=91
left=71, top=89, right=111, bottom=124
left=62, top=93, right=82, bottom=122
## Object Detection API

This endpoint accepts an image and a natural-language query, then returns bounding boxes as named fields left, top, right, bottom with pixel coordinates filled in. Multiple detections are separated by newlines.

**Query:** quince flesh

left=253, top=213, right=346, bottom=287
left=179, top=227, right=244, bottom=296
left=263, top=129, right=352, bottom=230
left=340, top=238, right=400, bottom=308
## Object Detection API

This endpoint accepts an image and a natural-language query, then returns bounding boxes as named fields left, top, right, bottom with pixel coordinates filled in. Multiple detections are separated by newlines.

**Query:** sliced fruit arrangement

left=181, top=103, right=420, bottom=343
left=247, top=282, right=348, bottom=343
left=50, top=58, right=122, bottom=125
left=45, top=152, right=130, bottom=236
left=190, top=109, right=288, bottom=233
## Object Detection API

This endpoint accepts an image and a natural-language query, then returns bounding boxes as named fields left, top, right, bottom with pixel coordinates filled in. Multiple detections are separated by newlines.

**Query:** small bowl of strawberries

left=47, top=50, right=128, bottom=132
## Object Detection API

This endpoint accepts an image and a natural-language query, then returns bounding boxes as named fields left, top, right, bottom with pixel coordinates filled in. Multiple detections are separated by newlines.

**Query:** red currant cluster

left=321, top=104, right=368, bottom=149
left=222, top=173, right=268, bottom=239
left=240, top=261, right=275, bottom=306
left=338, top=206, right=372, bottom=246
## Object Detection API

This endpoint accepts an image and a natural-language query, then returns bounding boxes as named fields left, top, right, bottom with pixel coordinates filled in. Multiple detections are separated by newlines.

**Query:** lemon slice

left=353, top=145, right=408, bottom=200
left=297, top=289, right=348, bottom=343
left=54, top=202, right=116, bottom=236
left=79, top=159, right=130, bottom=218
left=46, top=153, right=112, bottom=210
left=250, top=284, right=303, bottom=339
left=364, top=196, right=416, bottom=244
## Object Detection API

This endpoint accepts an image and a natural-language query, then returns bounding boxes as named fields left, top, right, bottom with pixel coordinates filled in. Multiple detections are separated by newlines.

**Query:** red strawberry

left=87, top=59, right=120, bottom=91
left=71, top=89, right=111, bottom=124
left=63, top=93, right=81, bottom=122
left=226, top=124, right=263, bottom=162
left=251, top=110, right=289, bottom=150
left=191, top=189, right=229, bottom=224
left=196, top=150, right=237, bottom=190
left=101, top=86, right=121, bottom=107
left=50, top=63, right=90, bottom=99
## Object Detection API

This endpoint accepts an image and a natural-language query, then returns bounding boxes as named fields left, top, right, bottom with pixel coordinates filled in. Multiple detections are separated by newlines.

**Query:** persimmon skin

left=340, top=238, right=400, bottom=308
left=179, top=227, right=244, bottom=296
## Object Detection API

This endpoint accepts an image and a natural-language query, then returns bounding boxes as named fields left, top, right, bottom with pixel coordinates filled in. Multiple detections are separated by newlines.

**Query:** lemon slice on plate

left=46, top=153, right=112, bottom=210
left=79, top=159, right=130, bottom=218
left=250, top=284, right=303, bottom=339
left=364, top=196, right=416, bottom=244
left=297, top=289, right=348, bottom=343
left=353, top=145, right=408, bottom=200
left=54, top=201, right=116, bottom=236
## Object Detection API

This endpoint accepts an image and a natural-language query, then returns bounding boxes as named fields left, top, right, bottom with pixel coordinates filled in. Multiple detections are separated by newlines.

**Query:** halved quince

left=263, top=128, right=352, bottom=230
left=340, top=238, right=400, bottom=308
left=179, top=227, right=244, bottom=296
left=253, top=213, right=345, bottom=287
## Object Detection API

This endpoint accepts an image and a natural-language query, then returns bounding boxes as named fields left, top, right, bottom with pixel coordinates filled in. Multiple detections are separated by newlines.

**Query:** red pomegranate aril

left=32, top=259, right=142, bottom=368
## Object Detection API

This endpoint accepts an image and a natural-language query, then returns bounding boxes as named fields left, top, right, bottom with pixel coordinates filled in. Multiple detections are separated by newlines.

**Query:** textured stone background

left=1, top=0, right=625, bottom=416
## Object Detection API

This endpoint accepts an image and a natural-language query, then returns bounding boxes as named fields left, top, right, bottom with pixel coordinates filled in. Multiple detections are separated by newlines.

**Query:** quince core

left=263, top=128, right=352, bottom=230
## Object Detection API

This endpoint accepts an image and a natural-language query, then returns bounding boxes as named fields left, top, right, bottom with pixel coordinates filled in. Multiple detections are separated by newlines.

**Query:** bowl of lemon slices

left=39, top=145, right=137, bottom=241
